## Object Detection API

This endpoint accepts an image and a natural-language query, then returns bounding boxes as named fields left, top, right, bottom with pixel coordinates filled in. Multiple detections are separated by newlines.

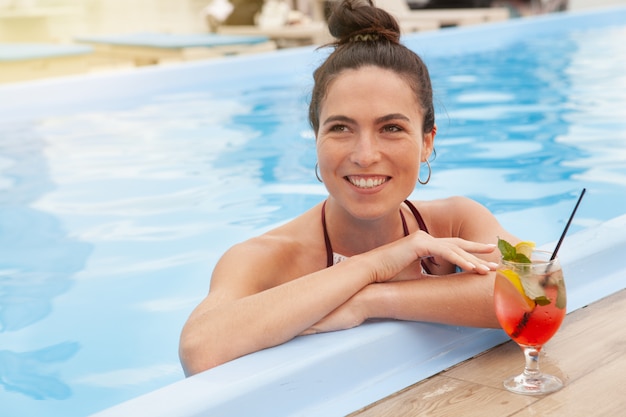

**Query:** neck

left=323, top=199, right=407, bottom=256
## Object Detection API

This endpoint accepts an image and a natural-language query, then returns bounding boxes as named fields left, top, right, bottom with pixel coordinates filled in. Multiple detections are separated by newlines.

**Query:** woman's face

left=316, top=66, right=434, bottom=219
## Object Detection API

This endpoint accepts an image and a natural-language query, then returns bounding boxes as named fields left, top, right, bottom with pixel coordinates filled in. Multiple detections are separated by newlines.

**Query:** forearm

left=180, top=256, right=376, bottom=375
left=364, top=272, right=500, bottom=328
left=180, top=234, right=497, bottom=375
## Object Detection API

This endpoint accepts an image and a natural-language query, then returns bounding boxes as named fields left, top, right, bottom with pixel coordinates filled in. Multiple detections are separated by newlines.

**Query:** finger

left=436, top=245, right=497, bottom=275
left=462, top=255, right=498, bottom=275
left=454, top=240, right=498, bottom=254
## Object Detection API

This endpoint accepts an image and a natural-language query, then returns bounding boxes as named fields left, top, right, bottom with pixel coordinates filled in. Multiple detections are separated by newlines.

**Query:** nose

left=350, top=131, right=380, bottom=167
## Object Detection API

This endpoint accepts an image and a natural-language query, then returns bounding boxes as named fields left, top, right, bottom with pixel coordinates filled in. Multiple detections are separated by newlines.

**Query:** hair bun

left=328, top=0, right=401, bottom=45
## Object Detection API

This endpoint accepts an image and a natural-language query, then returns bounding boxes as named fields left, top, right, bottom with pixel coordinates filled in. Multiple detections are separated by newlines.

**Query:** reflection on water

left=0, top=342, right=80, bottom=400
left=0, top=207, right=88, bottom=330
left=0, top=122, right=92, bottom=402
left=430, top=35, right=584, bottom=186
left=0, top=19, right=625, bottom=417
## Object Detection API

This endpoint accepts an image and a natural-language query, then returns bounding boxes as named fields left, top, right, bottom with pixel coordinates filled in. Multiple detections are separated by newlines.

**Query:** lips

left=346, top=176, right=389, bottom=189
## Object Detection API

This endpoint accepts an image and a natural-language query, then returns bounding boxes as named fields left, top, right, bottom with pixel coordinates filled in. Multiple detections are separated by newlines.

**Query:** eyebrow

left=376, top=113, right=410, bottom=124
left=322, top=113, right=410, bottom=126
left=322, top=115, right=354, bottom=126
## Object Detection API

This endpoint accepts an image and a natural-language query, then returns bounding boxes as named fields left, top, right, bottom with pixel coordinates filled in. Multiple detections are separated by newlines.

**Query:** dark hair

left=308, top=0, right=435, bottom=135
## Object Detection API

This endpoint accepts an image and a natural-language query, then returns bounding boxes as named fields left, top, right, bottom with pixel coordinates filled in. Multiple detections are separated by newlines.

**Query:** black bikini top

left=321, top=200, right=433, bottom=274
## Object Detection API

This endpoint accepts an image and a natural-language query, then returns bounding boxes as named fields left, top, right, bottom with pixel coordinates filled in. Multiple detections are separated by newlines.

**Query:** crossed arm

left=179, top=230, right=502, bottom=376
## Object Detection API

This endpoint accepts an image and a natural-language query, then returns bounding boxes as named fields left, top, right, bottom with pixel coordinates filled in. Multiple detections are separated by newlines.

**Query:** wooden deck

left=350, top=288, right=626, bottom=416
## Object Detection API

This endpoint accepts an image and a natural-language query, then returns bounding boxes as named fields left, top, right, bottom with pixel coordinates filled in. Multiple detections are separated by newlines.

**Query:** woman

left=179, top=0, right=517, bottom=376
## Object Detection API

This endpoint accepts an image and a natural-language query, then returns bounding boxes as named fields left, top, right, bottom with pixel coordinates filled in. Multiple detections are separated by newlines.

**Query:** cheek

left=406, top=164, right=419, bottom=184
left=316, top=143, right=336, bottom=174
left=396, top=143, right=421, bottom=166
left=396, top=146, right=420, bottom=181
left=316, top=137, right=343, bottom=162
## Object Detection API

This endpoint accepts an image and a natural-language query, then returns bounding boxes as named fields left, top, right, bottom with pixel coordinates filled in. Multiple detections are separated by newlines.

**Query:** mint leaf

left=513, top=253, right=531, bottom=263
left=497, top=238, right=516, bottom=261
left=498, top=238, right=531, bottom=264
left=499, top=237, right=550, bottom=305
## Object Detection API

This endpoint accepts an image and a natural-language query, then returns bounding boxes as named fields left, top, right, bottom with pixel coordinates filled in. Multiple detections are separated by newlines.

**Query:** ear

left=422, top=124, right=436, bottom=161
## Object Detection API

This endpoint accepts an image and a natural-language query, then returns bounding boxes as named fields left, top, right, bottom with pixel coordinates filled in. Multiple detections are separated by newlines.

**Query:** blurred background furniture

left=382, top=0, right=511, bottom=27
left=213, top=0, right=332, bottom=47
left=311, top=0, right=510, bottom=31
left=75, top=32, right=276, bottom=66
left=0, top=42, right=92, bottom=83
left=216, top=21, right=331, bottom=47
left=0, top=4, right=81, bottom=42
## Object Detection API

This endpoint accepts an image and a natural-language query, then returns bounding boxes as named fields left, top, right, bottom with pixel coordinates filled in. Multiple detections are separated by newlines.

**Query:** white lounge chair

left=309, top=0, right=440, bottom=32
left=74, top=32, right=276, bottom=66
left=0, top=43, right=92, bottom=83
left=310, top=0, right=509, bottom=33
left=217, top=21, right=333, bottom=47
left=380, top=0, right=510, bottom=28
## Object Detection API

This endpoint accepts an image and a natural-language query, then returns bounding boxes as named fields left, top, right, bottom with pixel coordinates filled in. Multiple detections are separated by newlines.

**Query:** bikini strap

left=403, top=200, right=429, bottom=234
left=400, top=207, right=409, bottom=236
left=322, top=200, right=433, bottom=273
left=321, top=201, right=334, bottom=268
left=403, top=200, right=434, bottom=275
left=323, top=201, right=412, bottom=268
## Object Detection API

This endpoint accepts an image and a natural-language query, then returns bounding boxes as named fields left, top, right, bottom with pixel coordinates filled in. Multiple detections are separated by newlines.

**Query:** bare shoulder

left=411, top=196, right=505, bottom=240
left=414, top=195, right=491, bottom=221
left=208, top=205, right=325, bottom=300
left=440, top=195, right=492, bottom=217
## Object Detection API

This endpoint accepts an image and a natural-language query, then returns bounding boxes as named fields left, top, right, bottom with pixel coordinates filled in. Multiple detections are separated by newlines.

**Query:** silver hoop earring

left=315, top=162, right=323, bottom=183
left=418, top=160, right=431, bottom=185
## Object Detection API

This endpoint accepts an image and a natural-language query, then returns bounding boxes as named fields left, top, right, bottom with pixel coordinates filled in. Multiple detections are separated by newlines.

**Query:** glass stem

left=522, top=346, right=542, bottom=378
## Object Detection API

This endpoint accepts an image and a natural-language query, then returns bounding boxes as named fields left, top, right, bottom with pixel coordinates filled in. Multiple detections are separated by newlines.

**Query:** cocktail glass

left=494, top=249, right=567, bottom=395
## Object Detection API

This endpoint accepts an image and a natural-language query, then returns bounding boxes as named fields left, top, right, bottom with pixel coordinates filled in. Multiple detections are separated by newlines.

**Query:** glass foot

left=503, top=373, right=563, bottom=395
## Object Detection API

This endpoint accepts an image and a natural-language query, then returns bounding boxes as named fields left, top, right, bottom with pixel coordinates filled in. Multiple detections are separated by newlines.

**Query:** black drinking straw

left=550, top=188, right=586, bottom=260
left=511, top=189, right=586, bottom=338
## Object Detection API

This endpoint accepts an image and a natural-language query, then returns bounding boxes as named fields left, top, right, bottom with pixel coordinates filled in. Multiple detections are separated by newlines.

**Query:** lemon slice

left=499, top=269, right=535, bottom=310
left=515, top=241, right=535, bottom=259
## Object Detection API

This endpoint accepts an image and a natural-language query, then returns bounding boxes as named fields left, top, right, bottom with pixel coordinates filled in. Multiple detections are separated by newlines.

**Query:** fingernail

left=467, top=262, right=476, bottom=269
left=479, top=264, right=491, bottom=272
left=488, top=262, right=499, bottom=269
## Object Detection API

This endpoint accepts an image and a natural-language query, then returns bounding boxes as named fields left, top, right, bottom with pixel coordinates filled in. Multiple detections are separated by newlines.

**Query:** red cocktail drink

left=494, top=249, right=567, bottom=395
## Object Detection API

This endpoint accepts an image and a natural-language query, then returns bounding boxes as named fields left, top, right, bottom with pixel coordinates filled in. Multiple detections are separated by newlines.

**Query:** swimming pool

left=1, top=6, right=625, bottom=417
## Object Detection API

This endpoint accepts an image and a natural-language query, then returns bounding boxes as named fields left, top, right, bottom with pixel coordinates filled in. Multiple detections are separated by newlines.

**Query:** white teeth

left=349, top=177, right=386, bottom=189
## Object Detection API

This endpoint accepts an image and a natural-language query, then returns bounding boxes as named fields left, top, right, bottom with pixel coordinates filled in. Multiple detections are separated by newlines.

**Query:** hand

left=300, top=288, right=368, bottom=335
left=416, top=233, right=498, bottom=274
left=369, top=231, right=497, bottom=284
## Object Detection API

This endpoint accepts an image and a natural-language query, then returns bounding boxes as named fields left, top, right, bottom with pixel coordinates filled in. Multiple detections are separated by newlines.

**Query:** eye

left=382, top=124, right=403, bottom=133
left=329, top=124, right=349, bottom=133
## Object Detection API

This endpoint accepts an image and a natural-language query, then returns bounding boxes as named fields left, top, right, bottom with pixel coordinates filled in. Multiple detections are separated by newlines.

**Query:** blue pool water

left=1, top=8, right=626, bottom=417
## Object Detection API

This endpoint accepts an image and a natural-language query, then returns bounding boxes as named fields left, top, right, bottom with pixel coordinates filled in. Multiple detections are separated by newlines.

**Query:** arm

left=305, top=197, right=518, bottom=332
left=179, top=231, right=497, bottom=375
left=304, top=271, right=499, bottom=334
left=368, top=272, right=500, bottom=328
left=179, top=240, right=373, bottom=376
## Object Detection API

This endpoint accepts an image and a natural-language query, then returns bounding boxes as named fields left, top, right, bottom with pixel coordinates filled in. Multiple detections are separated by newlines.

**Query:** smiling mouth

left=346, top=176, right=389, bottom=189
